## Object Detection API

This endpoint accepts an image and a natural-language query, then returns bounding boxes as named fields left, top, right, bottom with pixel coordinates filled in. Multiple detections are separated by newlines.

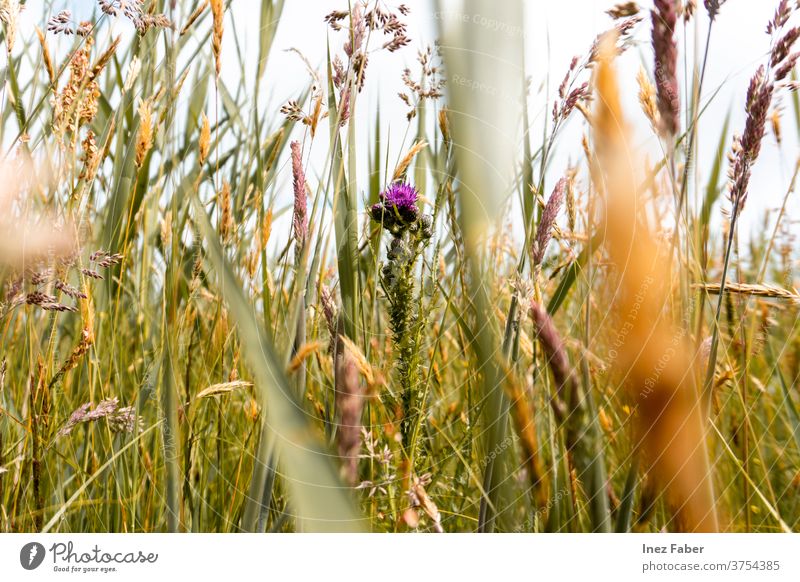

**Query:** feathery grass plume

left=593, top=33, right=717, bottom=532
left=728, top=67, right=773, bottom=213
left=290, top=140, right=308, bottom=255
left=26, top=292, right=77, bottom=313
left=398, top=46, right=445, bottom=121
left=134, top=98, right=153, bottom=167
left=552, top=55, right=592, bottom=125
left=57, top=398, right=140, bottom=438
left=210, top=0, right=224, bottom=77
left=767, top=0, right=792, bottom=35
left=335, top=348, right=364, bottom=486
left=703, top=0, right=726, bottom=21
left=344, top=1, right=365, bottom=60
left=96, top=0, right=171, bottom=33
left=651, top=0, right=680, bottom=136
left=48, top=328, right=93, bottom=388
left=532, top=177, right=566, bottom=273
left=198, top=113, right=210, bottom=167
left=107, top=406, right=141, bottom=434
left=704, top=7, right=796, bottom=402
left=47, top=10, right=73, bottom=35
left=607, top=2, right=640, bottom=19
left=727, top=2, right=797, bottom=213
left=769, top=27, right=800, bottom=69
left=290, top=140, right=310, bottom=404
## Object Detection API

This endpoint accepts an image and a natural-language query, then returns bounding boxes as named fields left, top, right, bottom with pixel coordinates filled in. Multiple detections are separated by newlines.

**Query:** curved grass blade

left=192, top=195, right=365, bottom=532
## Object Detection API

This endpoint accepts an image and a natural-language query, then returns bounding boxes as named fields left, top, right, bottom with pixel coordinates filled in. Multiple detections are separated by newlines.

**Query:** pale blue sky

left=14, top=1, right=798, bottom=249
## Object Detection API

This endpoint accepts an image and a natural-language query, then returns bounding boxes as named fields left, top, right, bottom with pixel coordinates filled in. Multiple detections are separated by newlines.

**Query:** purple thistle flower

left=371, top=182, right=420, bottom=229
left=382, top=182, right=418, bottom=212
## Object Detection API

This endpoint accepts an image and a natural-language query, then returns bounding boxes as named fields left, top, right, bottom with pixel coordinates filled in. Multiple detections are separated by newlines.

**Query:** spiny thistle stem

left=371, top=182, right=432, bottom=453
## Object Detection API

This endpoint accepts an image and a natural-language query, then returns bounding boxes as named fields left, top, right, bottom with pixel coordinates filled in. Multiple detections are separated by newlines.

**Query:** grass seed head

left=210, top=0, right=224, bottom=77
left=651, top=0, right=680, bottom=136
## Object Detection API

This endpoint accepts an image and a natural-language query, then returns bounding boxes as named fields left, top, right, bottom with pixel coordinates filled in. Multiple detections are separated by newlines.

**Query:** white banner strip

left=1, top=534, right=798, bottom=581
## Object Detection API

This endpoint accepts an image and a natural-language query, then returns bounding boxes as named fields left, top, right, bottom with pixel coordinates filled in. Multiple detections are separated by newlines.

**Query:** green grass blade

left=192, top=195, right=365, bottom=532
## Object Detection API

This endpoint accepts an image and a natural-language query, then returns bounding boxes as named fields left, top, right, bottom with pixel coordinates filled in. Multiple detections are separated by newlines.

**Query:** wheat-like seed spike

left=210, top=0, right=224, bottom=78
left=392, top=140, right=427, bottom=182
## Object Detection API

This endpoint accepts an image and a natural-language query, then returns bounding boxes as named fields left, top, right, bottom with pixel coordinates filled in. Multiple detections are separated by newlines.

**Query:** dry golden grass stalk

left=438, top=108, right=450, bottom=143
left=500, top=360, right=548, bottom=508
left=210, top=0, right=224, bottom=77
left=218, top=181, right=233, bottom=242
left=91, top=36, right=121, bottom=81
left=181, top=0, right=209, bottom=36
left=637, top=65, right=659, bottom=131
left=48, top=328, right=94, bottom=389
left=54, top=36, right=100, bottom=140
left=339, top=334, right=377, bottom=387
left=196, top=380, right=253, bottom=399
left=0, top=0, right=20, bottom=52
left=334, top=349, right=363, bottom=486
left=696, top=282, right=800, bottom=303
left=35, top=27, right=56, bottom=89
left=135, top=98, right=154, bottom=167
left=123, top=56, right=141, bottom=92
left=198, top=112, right=211, bottom=167
left=770, top=108, right=782, bottom=145
left=161, top=210, right=172, bottom=249
left=260, top=208, right=273, bottom=252
left=287, top=341, right=324, bottom=373
left=392, top=140, right=427, bottom=182
left=409, top=475, right=444, bottom=533
left=593, top=33, right=718, bottom=532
